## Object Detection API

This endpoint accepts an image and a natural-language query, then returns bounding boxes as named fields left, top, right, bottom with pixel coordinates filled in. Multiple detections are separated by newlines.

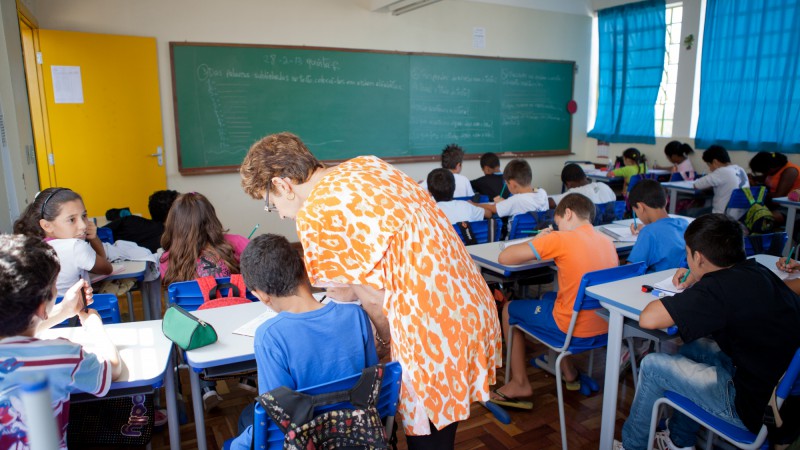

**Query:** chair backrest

left=453, top=218, right=501, bottom=245
left=508, top=209, right=556, bottom=240
left=96, top=227, right=114, bottom=244
left=594, top=201, right=626, bottom=225
left=167, top=276, right=257, bottom=312
left=726, top=187, right=766, bottom=210
left=743, top=232, right=788, bottom=257
left=453, top=194, right=490, bottom=203
left=54, top=293, right=121, bottom=326
left=669, top=171, right=696, bottom=182
left=253, top=361, right=403, bottom=449
left=573, top=262, right=647, bottom=314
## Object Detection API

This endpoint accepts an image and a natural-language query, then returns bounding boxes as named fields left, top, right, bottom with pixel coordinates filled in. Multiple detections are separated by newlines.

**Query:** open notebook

left=599, top=225, right=638, bottom=242
left=233, top=307, right=278, bottom=337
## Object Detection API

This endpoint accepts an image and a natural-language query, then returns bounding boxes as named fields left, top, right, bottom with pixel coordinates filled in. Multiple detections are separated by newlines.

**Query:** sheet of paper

left=51, top=66, right=84, bottom=104
left=600, top=225, right=638, bottom=242
left=89, top=263, right=127, bottom=283
left=232, top=308, right=278, bottom=337
left=472, top=27, right=486, bottom=49
left=653, top=276, right=685, bottom=294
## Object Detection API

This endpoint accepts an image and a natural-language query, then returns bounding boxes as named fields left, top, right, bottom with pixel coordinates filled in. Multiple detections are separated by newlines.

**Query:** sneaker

left=612, top=439, right=626, bottom=450
left=654, top=430, right=694, bottom=450
left=238, top=375, right=257, bottom=393
left=154, top=409, right=168, bottom=427
left=202, top=387, right=222, bottom=411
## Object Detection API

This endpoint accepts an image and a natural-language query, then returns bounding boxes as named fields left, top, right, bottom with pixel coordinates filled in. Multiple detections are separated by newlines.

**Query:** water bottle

left=20, top=375, right=60, bottom=450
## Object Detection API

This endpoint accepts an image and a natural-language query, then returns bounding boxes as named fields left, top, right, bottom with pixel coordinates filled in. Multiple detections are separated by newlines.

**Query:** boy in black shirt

left=618, top=214, right=800, bottom=450
left=471, top=152, right=509, bottom=200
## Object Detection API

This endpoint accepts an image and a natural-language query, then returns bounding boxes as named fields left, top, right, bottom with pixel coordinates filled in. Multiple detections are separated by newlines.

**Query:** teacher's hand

left=326, top=286, right=358, bottom=302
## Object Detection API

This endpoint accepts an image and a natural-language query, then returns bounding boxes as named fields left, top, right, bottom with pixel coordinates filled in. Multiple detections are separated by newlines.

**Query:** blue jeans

left=621, top=338, right=747, bottom=449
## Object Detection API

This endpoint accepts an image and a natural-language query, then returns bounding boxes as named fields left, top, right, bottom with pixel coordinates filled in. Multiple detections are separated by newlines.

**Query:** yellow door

left=38, top=30, right=166, bottom=218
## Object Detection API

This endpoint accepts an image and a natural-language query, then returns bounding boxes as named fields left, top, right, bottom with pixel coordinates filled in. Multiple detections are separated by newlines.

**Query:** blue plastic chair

left=506, top=262, right=647, bottom=450
left=167, top=277, right=258, bottom=312
left=96, top=227, right=114, bottom=244
left=223, top=362, right=402, bottom=450
left=647, top=347, right=800, bottom=450
left=726, top=187, right=767, bottom=211
left=454, top=195, right=490, bottom=203
left=508, top=209, right=556, bottom=240
left=453, top=217, right=501, bottom=245
left=744, top=232, right=788, bottom=257
left=669, top=171, right=697, bottom=182
left=54, top=293, right=121, bottom=326
left=594, top=201, right=626, bottom=225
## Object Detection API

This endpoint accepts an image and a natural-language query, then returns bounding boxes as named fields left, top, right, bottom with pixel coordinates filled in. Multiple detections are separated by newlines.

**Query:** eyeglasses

left=264, top=181, right=277, bottom=213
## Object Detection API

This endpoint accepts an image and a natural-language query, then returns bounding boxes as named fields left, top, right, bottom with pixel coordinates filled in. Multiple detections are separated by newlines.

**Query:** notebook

left=599, top=225, right=638, bottom=242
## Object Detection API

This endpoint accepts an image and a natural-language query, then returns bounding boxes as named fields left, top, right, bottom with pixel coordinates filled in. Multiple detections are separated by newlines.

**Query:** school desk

left=773, top=196, right=800, bottom=251
left=584, top=269, right=677, bottom=450
left=39, top=320, right=180, bottom=450
left=586, top=168, right=670, bottom=183
left=183, top=301, right=268, bottom=450
left=92, top=260, right=162, bottom=321
left=661, top=180, right=703, bottom=214
left=611, top=214, right=694, bottom=227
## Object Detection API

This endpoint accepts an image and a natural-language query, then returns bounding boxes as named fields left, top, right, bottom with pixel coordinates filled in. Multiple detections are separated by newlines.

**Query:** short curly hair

left=240, top=132, right=325, bottom=199
left=0, top=234, right=60, bottom=336
left=441, top=144, right=465, bottom=170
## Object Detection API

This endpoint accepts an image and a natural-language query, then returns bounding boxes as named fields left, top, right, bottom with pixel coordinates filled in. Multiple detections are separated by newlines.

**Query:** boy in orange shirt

left=491, top=193, right=618, bottom=407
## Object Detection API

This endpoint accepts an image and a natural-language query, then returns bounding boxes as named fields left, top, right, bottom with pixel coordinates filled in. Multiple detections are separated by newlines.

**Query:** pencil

left=247, top=224, right=260, bottom=239
left=499, top=183, right=506, bottom=198
left=680, top=269, right=691, bottom=284
left=786, top=245, right=796, bottom=266
left=633, top=211, right=638, bottom=228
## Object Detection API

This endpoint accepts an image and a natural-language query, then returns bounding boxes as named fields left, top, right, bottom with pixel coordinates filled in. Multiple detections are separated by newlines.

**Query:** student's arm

left=78, top=309, right=123, bottom=380
left=85, top=221, right=113, bottom=274
left=671, top=267, right=697, bottom=290
left=37, top=279, right=93, bottom=332
left=785, top=278, right=800, bottom=295
left=638, top=300, right=675, bottom=329
left=777, top=257, right=800, bottom=273
left=482, top=207, right=493, bottom=219
left=497, top=228, right=555, bottom=265
left=548, top=197, right=556, bottom=209
left=473, top=201, right=497, bottom=215
left=774, top=167, right=799, bottom=198
left=692, top=172, right=716, bottom=191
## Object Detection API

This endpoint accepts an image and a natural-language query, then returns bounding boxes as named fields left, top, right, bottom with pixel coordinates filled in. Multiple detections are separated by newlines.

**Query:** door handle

left=149, top=147, right=163, bottom=167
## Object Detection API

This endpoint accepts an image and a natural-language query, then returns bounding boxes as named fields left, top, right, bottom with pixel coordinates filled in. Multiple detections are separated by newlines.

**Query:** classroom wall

left=31, top=0, right=593, bottom=239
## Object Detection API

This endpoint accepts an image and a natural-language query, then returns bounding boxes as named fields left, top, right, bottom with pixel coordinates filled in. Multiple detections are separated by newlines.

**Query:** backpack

left=456, top=221, right=478, bottom=246
left=258, top=364, right=389, bottom=450
left=195, top=274, right=251, bottom=310
left=740, top=187, right=775, bottom=234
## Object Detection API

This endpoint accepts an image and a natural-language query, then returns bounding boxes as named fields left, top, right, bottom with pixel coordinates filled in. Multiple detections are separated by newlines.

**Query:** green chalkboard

left=170, top=43, right=575, bottom=174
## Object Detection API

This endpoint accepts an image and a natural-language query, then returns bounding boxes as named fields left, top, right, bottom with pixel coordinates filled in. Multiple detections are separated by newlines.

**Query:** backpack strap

left=457, top=221, right=477, bottom=246
left=229, top=274, right=246, bottom=296
left=195, top=276, right=219, bottom=303
left=756, top=186, right=766, bottom=204
left=742, top=188, right=757, bottom=206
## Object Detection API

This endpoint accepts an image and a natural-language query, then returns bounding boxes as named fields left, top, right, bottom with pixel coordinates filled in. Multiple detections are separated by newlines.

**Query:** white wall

left=32, top=0, right=593, bottom=240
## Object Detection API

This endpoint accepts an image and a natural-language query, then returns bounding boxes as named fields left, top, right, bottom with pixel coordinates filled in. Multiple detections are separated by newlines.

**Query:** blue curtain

left=589, top=0, right=666, bottom=144
left=696, top=0, right=800, bottom=152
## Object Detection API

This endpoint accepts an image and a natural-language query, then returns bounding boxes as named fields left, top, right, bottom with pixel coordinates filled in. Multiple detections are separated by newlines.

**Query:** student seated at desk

left=691, top=145, right=750, bottom=219
left=627, top=179, right=688, bottom=272
left=654, top=141, right=695, bottom=181
left=428, top=168, right=491, bottom=223
left=749, top=151, right=800, bottom=225
left=489, top=193, right=618, bottom=407
left=13, top=187, right=113, bottom=296
left=419, top=143, right=474, bottom=198
left=608, top=148, right=647, bottom=194
left=548, top=163, right=616, bottom=209
left=617, top=214, right=800, bottom=450
left=471, top=152, right=509, bottom=200
left=474, top=159, right=548, bottom=218
left=0, top=234, right=122, bottom=449
left=228, top=234, right=378, bottom=450
left=102, top=189, right=180, bottom=253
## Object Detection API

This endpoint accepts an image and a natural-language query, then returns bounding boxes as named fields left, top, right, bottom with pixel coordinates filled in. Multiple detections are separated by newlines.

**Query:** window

left=655, top=3, right=682, bottom=137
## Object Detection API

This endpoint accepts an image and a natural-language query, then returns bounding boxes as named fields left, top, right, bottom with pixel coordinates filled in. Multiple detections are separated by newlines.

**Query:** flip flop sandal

left=488, top=389, right=533, bottom=410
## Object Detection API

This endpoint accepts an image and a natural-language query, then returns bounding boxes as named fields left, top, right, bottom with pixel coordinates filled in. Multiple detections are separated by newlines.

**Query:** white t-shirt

left=495, top=189, right=549, bottom=217
left=436, top=200, right=486, bottom=224
left=47, top=238, right=97, bottom=295
left=549, top=182, right=616, bottom=207
left=693, top=164, right=750, bottom=217
left=420, top=172, right=475, bottom=198
left=675, top=158, right=695, bottom=181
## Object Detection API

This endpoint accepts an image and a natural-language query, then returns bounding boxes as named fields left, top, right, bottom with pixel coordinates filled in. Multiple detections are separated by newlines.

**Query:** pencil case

left=162, top=304, right=218, bottom=350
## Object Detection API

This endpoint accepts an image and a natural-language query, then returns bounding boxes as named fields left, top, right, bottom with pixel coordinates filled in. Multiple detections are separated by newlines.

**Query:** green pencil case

left=162, top=305, right=218, bottom=350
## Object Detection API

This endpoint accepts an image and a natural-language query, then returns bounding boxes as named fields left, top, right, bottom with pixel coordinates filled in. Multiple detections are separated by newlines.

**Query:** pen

left=499, top=183, right=507, bottom=198
left=319, top=295, right=327, bottom=303
left=247, top=224, right=260, bottom=239
left=633, top=211, right=638, bottom=228
left=786, top=245, right=796, bottom=266
left=680, top=269, right=691, bottom=284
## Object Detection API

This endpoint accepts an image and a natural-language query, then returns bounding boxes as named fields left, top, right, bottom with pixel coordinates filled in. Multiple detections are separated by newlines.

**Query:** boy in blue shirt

left=627, top=179, right=689, bottom=272
left=229, top=234, right=378, bottom=449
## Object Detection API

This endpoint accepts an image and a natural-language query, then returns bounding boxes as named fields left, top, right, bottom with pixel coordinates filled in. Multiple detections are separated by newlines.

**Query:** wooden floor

left=101, top=292, right=638, bottom=449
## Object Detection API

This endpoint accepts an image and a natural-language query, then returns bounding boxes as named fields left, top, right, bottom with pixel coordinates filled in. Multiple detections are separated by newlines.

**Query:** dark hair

left=622, top=148, right=647, bottom=173
left=684, top=213, right=745, bottom=267
left=554, top=193, right=595, bottom=222
left=628, top=179, right=667, bottom=209
left=240, top=234, right=309, bottom=297
left=148, top=190, right=180, bottom=223
left=479, top=152, right=500, bottom=170
left=13, top=188, right=84, bottom=239
left=441, top=144, right=465, bottom=170
left=241, top=132, right=326, bottom=199
left=749, top=151, right=788, bottom=175
left=0, top=234, right=60, bottom=336
left=702, top=145, right=731, bottom=164
left=664, top=141, right=694, bottom=158
left=427, top=168, right=455, bottom=202
left=503, top=159, right=533, bottom=186
left=560, top=163, right=587, bottom=184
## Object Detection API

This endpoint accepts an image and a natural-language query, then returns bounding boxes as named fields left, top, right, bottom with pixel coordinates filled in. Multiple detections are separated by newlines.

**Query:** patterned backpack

left=257, top=364, right=389, bottom=450
left=195, top=274, right=251, bottom=310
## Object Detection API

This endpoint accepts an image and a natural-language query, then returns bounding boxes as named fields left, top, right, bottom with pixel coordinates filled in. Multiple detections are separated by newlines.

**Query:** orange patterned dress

left=296, top=156, right=502, bottom=435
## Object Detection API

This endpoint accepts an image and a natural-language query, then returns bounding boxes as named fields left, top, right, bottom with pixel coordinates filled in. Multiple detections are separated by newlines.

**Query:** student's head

left=240, top=234, right=310, bottom=307
left=749, top=151, right=788, bottom=176
left=503, top=159, right=533, bottom=191
left=627, top=179, right=667, bottom=217
left=426, top=168, right=455, bottom=202
left=664, top=141, right=694, bottom=164
left=0, top=234, right=60, bottom=337
left=553, top=193, right=595, bottom=230
left=441, top=144, right=465, bottom=173
left=160, top=192, right=240, bottom=286
left=479, top=152, right=500, bottom=175
left=560, top=163, right=588, bottom=189
left=701, top=145, right=731, bottom=170
left=683, top=213, right=745, bottom=274
left=13, top=187, right=87, bottom=240
left=148, top=190, right=180, bottom=223
left=240, top=132, right=326, bottom=218
left=622, top=148, right=647, bottom=167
